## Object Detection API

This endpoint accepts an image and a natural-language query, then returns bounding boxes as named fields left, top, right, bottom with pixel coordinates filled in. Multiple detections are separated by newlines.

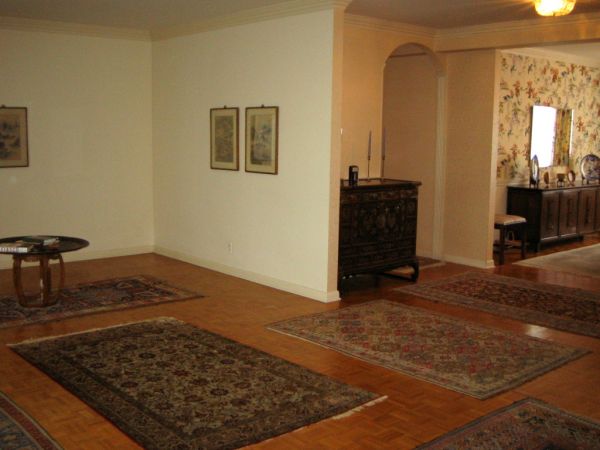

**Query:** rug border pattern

left=396, top=271, right=600, bottom=338
left=268, top=300, right=589, bottom=399
left=9, top=317, right=382, bottom=450
left=415, top=397, right=600, bottom=449
left=0, top=391, right=63, bottom=450
left=0, top=274, right=203, bottom=330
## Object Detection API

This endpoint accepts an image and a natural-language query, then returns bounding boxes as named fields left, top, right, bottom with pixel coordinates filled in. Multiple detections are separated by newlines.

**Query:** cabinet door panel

left=559, top=190, right=578, bottom=237
left=540, top=192, right=560, bottom=239
left=578, top=189, right=596, bottom=234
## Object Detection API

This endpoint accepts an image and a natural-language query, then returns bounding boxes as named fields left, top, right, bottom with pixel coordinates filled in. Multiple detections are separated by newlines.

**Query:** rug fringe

left=257, top=394, right=388, bottom=445
left=7, top=316, right=181, bottom=346
left=331, top=395, right=388, bottom=420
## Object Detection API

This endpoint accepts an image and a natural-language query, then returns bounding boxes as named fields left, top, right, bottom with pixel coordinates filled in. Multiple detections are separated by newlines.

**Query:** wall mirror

left=530, top=105, right=573, bottom=168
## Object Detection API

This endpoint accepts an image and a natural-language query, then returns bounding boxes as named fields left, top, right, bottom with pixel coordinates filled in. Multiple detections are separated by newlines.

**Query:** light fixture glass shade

left=534, top=0, right=576, bottom=16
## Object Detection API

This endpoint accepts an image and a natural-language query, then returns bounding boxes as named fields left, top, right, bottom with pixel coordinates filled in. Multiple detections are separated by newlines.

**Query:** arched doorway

left=382, top=43, right=446, bottom=260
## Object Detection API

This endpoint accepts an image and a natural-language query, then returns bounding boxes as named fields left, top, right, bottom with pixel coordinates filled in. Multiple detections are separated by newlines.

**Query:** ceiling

left=347, top=0, right=600, bottom=29
left=0, top=0, right=599, bottom=61
left=1, top=0, right=600, bottom=31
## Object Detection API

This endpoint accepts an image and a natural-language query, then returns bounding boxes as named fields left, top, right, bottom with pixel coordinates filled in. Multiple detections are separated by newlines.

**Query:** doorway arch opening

left=382, top=43, right=446, bottom=260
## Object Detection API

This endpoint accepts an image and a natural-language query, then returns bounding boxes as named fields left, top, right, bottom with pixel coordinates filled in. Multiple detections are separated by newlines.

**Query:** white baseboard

left=154, top=246, right=340, bottom=303
left=443, top=254, right=495, bottom=269
left=0, top=245, right=155, bottom=270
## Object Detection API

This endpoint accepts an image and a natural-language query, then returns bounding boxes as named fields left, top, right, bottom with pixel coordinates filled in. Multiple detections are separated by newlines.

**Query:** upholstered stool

left=494, top=214, right=527, bottom=265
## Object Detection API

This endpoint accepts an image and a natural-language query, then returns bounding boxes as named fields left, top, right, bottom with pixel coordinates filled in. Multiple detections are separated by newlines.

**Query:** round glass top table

left=0, top=236, right=89, bottom=307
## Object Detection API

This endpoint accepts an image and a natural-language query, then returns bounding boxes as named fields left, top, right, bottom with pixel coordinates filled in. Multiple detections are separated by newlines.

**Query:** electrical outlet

left=227, top=242, right=233, bottom=254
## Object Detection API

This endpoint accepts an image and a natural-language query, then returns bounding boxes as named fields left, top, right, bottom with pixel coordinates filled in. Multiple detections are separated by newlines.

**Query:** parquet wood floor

left=1, top=234, right=599, bottom=449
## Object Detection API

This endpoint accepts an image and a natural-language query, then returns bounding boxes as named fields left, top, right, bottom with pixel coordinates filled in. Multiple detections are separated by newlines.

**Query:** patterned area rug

left=0, top=275, right=202, bottom=329
left=0, top=391, right=62, bottom=449
left=515, top=243, right=600, bottom=279
left=10, top=318, right=380, bottom=450
left=268, top=300, right=587, bottom=399
left=396, top=271, right=600, bottom=338
left=417, top=398, right=600, bottom=449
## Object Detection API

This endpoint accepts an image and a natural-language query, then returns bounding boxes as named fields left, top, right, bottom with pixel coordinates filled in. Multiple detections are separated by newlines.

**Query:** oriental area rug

left=416, top=398, right=600, bottom=449
left=0, top=275, right=202, bottom=329
left=0, top=391, right=62, bottom=450
left=515, top=243, right=600, bottom=279
left=268, top=300, right=587, bottom=399
left=10, top=318, right=380, bottom=450
left=396, top=271, right=600, bottom=338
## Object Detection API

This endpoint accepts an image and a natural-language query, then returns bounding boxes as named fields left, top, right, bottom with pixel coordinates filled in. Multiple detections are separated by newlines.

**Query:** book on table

left=0, top=242, right=35, bottom=253
left=22, top=235, right=59, bottom=246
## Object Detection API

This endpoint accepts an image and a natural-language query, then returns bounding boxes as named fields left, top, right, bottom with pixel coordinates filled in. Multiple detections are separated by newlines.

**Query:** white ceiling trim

left=437, top=12, right=600, bottom=41
left=151, top=0, right=351, bottom=40
left=434, top=12, right=600, bottom=52
left=344, top=14, right=435, bottom=39
left=0, top=0, right=350, bottom=42
left=0, top=15, right=150, bottom=41
left=502, top=47, right=600, bottom=69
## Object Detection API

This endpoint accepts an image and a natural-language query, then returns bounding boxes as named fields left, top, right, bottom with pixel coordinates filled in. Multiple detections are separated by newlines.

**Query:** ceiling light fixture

left=534, top=0, right=576, bottom=17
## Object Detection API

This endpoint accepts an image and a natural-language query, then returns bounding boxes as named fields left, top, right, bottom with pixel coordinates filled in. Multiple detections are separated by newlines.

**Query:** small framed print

left=245, top=106, right=278, bottom=175
left=210, top=107, right=239, bottom=171
left=0, top=106, right=29, bottom=168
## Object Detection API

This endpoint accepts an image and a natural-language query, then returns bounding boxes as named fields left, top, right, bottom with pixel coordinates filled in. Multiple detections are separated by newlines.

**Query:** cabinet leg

left=410, top=262, right=420, bottom=281
left=520, top=224, right=527, bottom=260
left=498, top=227, right=506, bottom=265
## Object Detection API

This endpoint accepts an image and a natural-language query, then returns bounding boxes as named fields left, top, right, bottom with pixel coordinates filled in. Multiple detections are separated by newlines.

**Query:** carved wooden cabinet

left=338, top=178, right=421, bottom=284
left=507, top=183, right=600, bottom=250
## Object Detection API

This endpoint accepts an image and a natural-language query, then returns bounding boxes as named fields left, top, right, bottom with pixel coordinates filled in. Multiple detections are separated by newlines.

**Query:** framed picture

left=245, top=106, right=278, bottom=174
left=210, top=107, right=239, bottom=170
left=0, top=106, right=28, bottom=168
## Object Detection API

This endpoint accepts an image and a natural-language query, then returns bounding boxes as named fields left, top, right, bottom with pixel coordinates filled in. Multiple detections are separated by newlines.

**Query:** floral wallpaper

left=497, top=52, right=600, bottom=182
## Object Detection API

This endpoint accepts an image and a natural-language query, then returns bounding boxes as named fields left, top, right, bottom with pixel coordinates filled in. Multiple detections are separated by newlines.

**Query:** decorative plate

left=580, top=153, right=600, bottom=182
left=530, top=155, right=539, bottom=184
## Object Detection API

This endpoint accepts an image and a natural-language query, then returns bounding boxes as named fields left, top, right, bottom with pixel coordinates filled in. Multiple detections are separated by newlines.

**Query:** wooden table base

left=12, top=254, right=65, bottom=307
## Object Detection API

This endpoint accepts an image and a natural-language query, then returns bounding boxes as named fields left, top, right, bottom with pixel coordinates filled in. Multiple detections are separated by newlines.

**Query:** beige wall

left=444, top=50, right=499, bottom=267
left=382, top=55, right=438, bottom=257
left=341, top=22, right=435, bottom=178
left=3, top=11, right=598, bottom=290
left=152, top=10, right=339, bottom=301
left=0, top=29, right=153, bottom=269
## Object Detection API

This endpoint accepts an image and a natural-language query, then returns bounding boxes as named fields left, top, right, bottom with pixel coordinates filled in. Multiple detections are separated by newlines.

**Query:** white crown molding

left=0, top=16, right=150, bottom=41
left=344, top=14, right=435, bottom=39
left=438, top=11, right=600, bottom=39
left=436, top=12, right=600, bottom=51
left=152, top=0, right=351, bottom=41
left=501, top=47, right=600, bottom=69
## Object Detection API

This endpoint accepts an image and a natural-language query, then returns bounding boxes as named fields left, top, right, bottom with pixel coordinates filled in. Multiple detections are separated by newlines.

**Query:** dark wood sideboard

left=507, top=182, right=600, bottom=251
left=338, top=178, right=421, bottom=286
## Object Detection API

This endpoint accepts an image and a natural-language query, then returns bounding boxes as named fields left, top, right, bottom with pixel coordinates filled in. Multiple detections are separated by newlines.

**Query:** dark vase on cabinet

left=338, top=178, right=421, bottom=287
